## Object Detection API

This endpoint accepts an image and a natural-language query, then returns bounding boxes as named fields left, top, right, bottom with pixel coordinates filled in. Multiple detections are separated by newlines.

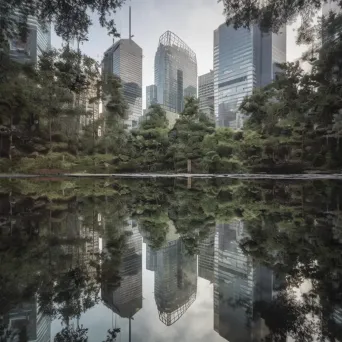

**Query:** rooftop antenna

left=129, top=6, right=134, bottom=40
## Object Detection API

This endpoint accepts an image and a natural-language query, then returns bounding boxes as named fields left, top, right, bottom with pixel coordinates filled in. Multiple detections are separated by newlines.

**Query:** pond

left=1, top=177, right=342, bottom=342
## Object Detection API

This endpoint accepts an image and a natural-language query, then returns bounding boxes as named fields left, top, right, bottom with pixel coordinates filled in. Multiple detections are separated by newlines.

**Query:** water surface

left=1, top=178, right=342, bottom=342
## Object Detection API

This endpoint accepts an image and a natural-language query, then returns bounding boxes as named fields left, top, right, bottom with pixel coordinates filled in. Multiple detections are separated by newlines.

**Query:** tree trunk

left=9, top=111, right=12, bottom=162
left=187, top=159, right=192, bottom=173
left=49, top=114, right=52, bottom=148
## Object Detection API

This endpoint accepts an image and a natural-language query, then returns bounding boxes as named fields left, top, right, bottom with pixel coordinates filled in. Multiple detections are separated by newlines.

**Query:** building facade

left=198, top=71, right=215, bottom=121
left=198, top=226, right=215, bottom=282
left=146, top=84, right=158, bottom=109
left=102, top=220, right=142, bottom=319
left=9, top=15, right=51, bottom=64
left=102, top=39, right=143, bottom=130
left=213, top=221, right=282, bottom=342
left=214, top=24, right=286, bottom=129
left=154, top=238, right=197, bottom=326
left=154, top=31, right=197, bottom=114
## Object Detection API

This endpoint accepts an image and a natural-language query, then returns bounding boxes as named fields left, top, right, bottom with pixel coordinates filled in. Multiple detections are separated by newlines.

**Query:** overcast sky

left=52, top=0, right=309, bottom=109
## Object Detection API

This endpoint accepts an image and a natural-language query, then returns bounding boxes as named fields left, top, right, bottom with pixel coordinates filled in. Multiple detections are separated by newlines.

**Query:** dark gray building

left=9, top=15, right=51, bottom=64
left=102, top=39, right=143, bottom=130
left=154, top=31, right=197, bottom=113
left=146, top=84, right=158, bottom=109
left=214, top=24, right=286, bottom=129
left=198, top=70, right=215, bottom=121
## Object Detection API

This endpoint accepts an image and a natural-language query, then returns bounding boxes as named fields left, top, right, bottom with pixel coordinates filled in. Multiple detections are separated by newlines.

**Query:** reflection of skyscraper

left=198, top=226, right=215, bottom=283
left=154, top=238, right=197, bottom=326
left=214, top=221, right=275, bottom=342
left=146, top=244, right=157, bottom=271
left=102, top=220, right=142, bottom=319
left=214, top=23, right=286, bottom=129
left=2, top=298, right=51, bottom=342
left=155, top=31, right=197, bottom=113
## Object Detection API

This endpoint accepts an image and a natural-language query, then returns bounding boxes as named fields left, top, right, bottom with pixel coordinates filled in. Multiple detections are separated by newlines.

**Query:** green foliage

left=0, top=0, right=125, bottom=48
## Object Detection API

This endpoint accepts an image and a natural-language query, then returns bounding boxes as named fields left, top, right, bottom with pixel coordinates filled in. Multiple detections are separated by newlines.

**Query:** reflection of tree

left=54, top=325, right=88, bottom=342
left=235, top=181, right=342, bottom=341
left=2, top=179, right=342, bottom=341
left=103, top=328, right=120, bottom=342
left=0, top=185, right=130, bottom=341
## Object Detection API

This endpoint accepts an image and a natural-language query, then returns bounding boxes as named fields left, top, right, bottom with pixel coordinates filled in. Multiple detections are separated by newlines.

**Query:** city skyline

left=51, top=0, right=308, bottom=110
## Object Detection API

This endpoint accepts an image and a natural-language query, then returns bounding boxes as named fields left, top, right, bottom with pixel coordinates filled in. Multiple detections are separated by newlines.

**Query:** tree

left=0, top=0, right=126, bottom=48
left=167, top=97, right=215, bottom=172
left=219, top=0, right=339, bottom=41
left=130, top=104, right=169, bottom=171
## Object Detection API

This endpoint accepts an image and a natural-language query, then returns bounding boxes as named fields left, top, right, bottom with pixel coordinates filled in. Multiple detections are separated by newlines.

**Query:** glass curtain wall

left=154, top=31, right=197, bottom=113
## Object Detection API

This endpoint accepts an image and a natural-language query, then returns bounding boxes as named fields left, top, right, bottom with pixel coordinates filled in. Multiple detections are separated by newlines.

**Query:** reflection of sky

left=51, top=243, right=226, bottom=342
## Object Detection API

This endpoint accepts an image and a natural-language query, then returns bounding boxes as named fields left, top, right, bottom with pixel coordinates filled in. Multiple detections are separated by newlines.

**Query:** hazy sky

left=52, top=0, right=308, bottom=109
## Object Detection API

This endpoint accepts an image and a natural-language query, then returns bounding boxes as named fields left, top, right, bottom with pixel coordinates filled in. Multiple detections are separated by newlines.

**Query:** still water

left=1, top=178, right=342, bottom=342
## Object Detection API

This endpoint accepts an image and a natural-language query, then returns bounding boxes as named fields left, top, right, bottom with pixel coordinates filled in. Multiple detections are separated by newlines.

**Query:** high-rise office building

left=102, top=39, right=143, bottom=130
left=146, top=85, right=158, bottom=109
left=154, top=31, right=197, bottom=113
left=214, top=24, right=286, bottom=129
left=9, top=15, right=51, bottom=64
left=198, top=71, right=215, bottom=121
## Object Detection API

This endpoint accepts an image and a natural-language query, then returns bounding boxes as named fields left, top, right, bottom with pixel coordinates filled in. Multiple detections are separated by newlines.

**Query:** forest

left=1, top=1, right=342, bottom=173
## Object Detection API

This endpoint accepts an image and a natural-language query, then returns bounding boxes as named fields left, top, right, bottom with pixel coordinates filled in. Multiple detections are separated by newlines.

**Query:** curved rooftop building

left=154, top=31, right=197, bottom=113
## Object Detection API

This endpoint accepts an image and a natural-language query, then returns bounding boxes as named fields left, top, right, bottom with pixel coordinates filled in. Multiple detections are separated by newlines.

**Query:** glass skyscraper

left=9, top=15, right=51, bottom=64
left=102, top=39, right=143, bottom=130
left=146, top=84, right=158, bottom=109
left=214, top=24, right=286, bottom=129
left=154, top=31, right=197, bottom=113
left=198, top=70, right=215, bottom=121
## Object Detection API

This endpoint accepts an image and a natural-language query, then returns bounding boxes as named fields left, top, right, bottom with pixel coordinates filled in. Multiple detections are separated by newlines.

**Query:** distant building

left=214, top=23, right=286, bottom=129
left=79, top=79, right=100, bottom=129
left=146, top=85, right=158, bottom=109
left=198, top=226, right=215, bottom=283
left=155, top=31, right=197, bottom=113
left=139, top=104, right=179, bottom=129
left=198, top=71, right=215, bottom=121
left=9, top=14, right=51, bottom=64
left=2, top=297, right=51, bottom=342
left=102, top=39, right=143, bottom=130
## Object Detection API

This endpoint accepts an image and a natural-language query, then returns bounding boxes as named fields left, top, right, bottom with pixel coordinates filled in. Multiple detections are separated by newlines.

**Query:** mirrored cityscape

left=2, top=178, right=342, bottom=341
